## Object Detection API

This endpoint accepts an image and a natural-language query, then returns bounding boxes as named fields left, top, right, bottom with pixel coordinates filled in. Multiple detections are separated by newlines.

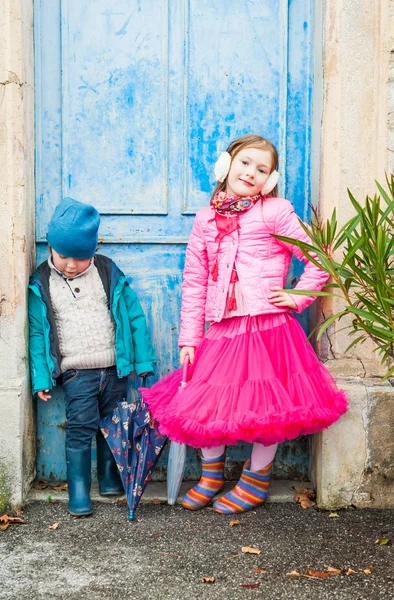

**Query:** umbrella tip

left=127, top=510, right=135, bottom=521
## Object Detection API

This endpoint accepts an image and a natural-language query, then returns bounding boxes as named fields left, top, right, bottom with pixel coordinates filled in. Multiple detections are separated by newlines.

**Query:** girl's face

left=226, top=147, right=273, bottom=197
left=51, top=248, right=91, bottom=278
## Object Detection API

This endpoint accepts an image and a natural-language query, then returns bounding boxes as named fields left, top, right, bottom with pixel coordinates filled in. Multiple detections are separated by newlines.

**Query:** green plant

left=0, top=463, right=12, bottom=514
left=272, top=176, right=394, bottom=380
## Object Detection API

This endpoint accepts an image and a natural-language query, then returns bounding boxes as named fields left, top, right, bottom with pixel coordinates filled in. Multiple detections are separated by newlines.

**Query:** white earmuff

left=261, top=170, right=279, bottom=195
left=214, top=152, right=232, bottom=182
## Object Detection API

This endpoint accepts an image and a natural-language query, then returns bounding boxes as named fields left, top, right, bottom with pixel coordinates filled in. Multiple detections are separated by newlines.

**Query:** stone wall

left=0, top=0, right=35, bottom=507
left=388, top=0, right=394, bottom=172
left=311, top=0, right=394, bottom=508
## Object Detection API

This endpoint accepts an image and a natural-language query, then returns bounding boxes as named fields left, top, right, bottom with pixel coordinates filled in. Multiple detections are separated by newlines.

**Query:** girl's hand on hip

left=268, top=286, right=297, bottom=310
left=180, top=346, right=195, bottom=365
left=37, top=389, right=51, bottom=401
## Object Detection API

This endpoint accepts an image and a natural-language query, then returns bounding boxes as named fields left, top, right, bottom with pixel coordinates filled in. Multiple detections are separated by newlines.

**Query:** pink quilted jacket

left=178, top=197, right=329, bottom=348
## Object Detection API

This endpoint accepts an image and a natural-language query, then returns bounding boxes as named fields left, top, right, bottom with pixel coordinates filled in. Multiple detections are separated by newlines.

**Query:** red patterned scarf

left=210, top=191, right=261, bottom=311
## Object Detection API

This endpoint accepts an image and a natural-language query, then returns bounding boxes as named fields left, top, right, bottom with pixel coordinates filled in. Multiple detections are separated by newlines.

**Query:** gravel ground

left=1, top=500, right=393, bottom=600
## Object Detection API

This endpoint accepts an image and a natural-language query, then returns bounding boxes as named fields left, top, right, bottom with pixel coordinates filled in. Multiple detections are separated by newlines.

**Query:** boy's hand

left=37, top=389, right=52, bottom=402
left=268, top=286, right=297, bottom=310
left=180, top=346, right=195, bottom=365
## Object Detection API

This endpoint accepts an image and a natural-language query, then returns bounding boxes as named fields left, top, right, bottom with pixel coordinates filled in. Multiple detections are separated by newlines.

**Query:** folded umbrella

left=167, top=356, right=190, bottom=505
left=100, top=380, right=167, bottom=521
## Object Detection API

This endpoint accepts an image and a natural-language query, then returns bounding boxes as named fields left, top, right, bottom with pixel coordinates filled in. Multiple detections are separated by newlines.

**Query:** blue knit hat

left=47, top=197, right=100, bottom=259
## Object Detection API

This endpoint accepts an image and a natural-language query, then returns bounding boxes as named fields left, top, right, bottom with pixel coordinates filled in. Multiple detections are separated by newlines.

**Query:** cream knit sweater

left=49, top=258, right=116, bottom=372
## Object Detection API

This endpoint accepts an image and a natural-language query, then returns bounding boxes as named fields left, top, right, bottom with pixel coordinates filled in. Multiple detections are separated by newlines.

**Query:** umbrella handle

left=128, top=509, right=135, bottom=521
left=181, top=354, right=190, bottom=386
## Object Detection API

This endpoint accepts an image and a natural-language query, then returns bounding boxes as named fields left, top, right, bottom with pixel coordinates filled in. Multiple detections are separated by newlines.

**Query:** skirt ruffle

left=140, top=313, right=348, bottom=448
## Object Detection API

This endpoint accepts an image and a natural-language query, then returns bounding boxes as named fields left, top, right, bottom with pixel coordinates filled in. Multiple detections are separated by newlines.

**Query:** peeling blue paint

left=35, top=0, right=314, bottom=481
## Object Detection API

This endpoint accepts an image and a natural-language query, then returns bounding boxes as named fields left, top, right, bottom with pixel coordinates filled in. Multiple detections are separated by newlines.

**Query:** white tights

left=201, top=442, right=278, bottom=471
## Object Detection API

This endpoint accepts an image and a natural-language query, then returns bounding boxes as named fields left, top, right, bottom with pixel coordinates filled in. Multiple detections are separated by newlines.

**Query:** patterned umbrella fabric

left=100, top=387, right=167, bottom=521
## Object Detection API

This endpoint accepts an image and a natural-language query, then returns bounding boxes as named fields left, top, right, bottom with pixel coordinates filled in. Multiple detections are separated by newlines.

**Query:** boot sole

left=68, top=507, right=93, bottom=516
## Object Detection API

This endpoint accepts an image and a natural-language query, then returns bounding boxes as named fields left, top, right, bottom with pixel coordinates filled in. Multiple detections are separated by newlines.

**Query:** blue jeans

left=60, top=366, right=128, bottom=450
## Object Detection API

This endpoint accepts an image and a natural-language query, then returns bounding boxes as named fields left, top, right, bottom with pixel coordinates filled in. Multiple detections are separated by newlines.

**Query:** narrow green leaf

left=342, top=236, right=366, bottom=269
left=344, top=335, right=367, bottom=354
left=271, top=234, right=318, bottom=254
left=381, top=366, right=394, bottom=382
left=316, top=311, right=348, bottom=340
left=281, top=289, right=336, bottom=297
left=375, top=180, right=394, bottom=207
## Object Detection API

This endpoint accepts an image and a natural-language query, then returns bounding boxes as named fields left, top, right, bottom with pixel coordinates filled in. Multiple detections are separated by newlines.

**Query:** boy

left=29, top=197, right=155, bottom=516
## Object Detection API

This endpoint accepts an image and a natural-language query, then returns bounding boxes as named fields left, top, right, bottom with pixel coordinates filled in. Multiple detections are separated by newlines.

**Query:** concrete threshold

left=28, top=479, right=312, bottom=505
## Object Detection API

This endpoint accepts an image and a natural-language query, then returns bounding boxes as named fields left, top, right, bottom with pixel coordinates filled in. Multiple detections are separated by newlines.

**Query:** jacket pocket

left=60, top=369, right=79, bottom=386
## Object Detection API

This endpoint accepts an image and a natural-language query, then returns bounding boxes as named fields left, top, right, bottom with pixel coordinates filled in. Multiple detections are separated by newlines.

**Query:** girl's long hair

left=210, top=134, right=279, bottom=204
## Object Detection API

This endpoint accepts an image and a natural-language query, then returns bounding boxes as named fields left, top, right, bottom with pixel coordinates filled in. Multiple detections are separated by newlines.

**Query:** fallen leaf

left=53, top=483, right=68, bottom=492
left=376, top=538, right=392, bottom=545
left=328, top=512, right=340, bottom=518
left=201, top=577, right=215, bottom=584
left=293, top=486, right=312, bottom=494
left=251, top=568, right=267, bottom=574
left=225, top=553, right=241, bottom=560
left=286, top=571, right=301, bottom=577
left=48, top=522, right=60, bottom=530
left=326, top=567, right=342, bottom=576
left=151, top=533, right=164, bottom=539
left=151, top=498, right=162, bottom=505
left=363, top=569, right=372, bottom=575
left=295, top=494, right=316, bottom=509
left=304, top=570, right=330, bottom=578
left=345, top=568, right=356, bottom=576
left=0, top=514, right=26, bottom=531
left=229, top=520, right=240, bottom=527
left=294, top=489, right=316, bottom=509
left=33, top=480, right=49, bottom=490
left=241, top=546, right=261, bottom=555
left=241, top=583, right=259, bottom=589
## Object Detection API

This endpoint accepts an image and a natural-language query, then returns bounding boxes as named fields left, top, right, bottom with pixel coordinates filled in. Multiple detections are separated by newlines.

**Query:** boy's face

left=51, top=248, right=91, bottom=278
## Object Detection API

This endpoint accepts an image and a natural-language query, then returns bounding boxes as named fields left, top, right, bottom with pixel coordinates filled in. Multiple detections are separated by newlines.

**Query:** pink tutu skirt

left=140, top=313, right=348, bottom=448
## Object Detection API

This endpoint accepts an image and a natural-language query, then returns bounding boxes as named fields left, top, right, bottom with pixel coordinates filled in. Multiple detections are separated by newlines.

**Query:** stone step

left=28, top=479, right=313, bottom=505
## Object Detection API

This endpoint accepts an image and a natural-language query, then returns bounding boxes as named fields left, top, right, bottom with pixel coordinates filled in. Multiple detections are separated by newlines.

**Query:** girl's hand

left=37, top=389, right=51, bottom=402
left=268, top=286, right=297, bottom=310
left=140, top=372, right=149, bottom=378
left=180, top=346, right=195, bottom=365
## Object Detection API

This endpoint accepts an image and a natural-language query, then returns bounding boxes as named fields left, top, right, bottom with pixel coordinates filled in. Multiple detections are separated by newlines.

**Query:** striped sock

left=181, top=454, right=225, bottom=510
left=213, top=460, right=272, bottom=514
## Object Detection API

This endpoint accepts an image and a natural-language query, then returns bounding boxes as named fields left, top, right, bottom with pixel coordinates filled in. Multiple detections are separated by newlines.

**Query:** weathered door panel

left=35, top=0, right=314, bottom=480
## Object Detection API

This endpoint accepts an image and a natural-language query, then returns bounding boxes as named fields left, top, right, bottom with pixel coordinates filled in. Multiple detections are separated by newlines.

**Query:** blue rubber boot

left=66, top=447, right=93, bottom=516
left=96, top=434, right=124, bottom=496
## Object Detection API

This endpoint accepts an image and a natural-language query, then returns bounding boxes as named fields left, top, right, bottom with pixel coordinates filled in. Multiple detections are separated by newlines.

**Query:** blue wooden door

left=34, top=0, right=314, bottom=481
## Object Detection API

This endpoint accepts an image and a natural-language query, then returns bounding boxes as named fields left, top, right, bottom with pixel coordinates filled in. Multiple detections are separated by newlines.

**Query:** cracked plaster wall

left=388, top=0, right=394, bottom=172
left=0, top=0, right=35, bottom=506
left=311, top=0, right=394, bottom=508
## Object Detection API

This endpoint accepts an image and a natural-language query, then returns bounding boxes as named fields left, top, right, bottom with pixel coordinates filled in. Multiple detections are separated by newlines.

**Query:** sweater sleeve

left=274, top=202, right=329, bottom=313
left=178, top=213, right=209, bottom=347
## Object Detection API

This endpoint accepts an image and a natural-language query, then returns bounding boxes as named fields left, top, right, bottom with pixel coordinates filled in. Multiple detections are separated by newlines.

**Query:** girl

left=141, top=134, right=348, bottom=514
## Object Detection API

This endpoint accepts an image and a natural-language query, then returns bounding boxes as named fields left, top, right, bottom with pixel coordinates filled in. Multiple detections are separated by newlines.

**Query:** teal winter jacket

left=28, top=254, right=156, bottom=395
